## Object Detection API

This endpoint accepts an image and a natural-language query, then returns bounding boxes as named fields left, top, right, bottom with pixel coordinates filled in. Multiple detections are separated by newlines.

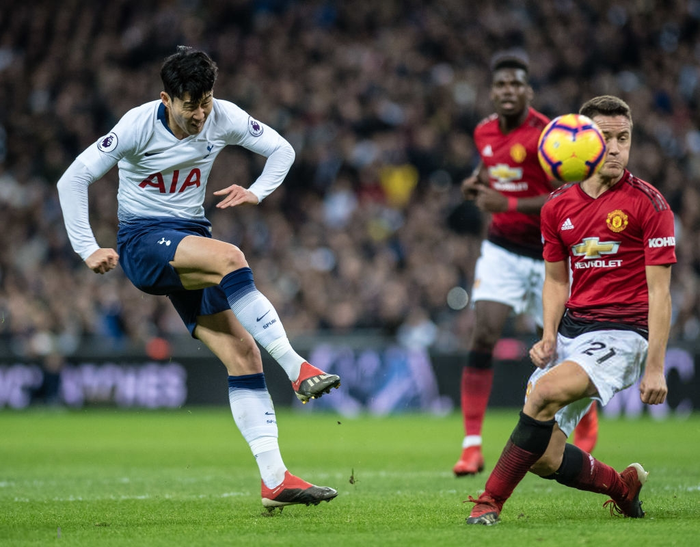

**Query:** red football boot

left=603, top=463, right=648, bottom=518
left=466, top=493, right=502, bottom=525
left=261, top=471, right=338, bottom=509
left=453, top=446, right=485, bottom=477
left=291, top=362, right=341, bottom=404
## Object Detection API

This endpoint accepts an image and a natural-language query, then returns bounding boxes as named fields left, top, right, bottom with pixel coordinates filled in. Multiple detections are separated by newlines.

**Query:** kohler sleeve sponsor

left=648, top=236, right=675, bottom=247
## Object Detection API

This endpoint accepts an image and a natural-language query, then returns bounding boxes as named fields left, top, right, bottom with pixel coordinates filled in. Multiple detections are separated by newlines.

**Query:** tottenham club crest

left=248, top=117, right=264, bottom=137
left=97, top=132, right=118, bottom=153
left=606, top=209, right=629, bottom=233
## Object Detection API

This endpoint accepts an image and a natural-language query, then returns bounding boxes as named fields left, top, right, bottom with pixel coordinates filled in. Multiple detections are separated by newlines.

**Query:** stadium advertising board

left=0, top=343, right=698, bottom=415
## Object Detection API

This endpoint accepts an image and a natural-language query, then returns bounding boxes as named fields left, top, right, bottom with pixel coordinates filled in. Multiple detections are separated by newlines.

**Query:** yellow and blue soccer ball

left=537, top=114, right=607, bottom=182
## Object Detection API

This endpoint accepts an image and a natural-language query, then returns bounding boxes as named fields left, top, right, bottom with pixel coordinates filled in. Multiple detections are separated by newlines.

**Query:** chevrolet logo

left=488, top=163, right=522, bottom=182
left=571, top=237, right=621, bottom=259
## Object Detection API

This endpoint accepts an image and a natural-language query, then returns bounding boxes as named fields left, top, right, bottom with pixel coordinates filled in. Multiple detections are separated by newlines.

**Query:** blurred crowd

left=1, top=0, right=699, bottom=362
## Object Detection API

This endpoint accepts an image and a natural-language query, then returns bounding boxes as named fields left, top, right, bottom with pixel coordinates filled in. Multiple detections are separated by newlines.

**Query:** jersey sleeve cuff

left=79, top=243, right=101, bottom=262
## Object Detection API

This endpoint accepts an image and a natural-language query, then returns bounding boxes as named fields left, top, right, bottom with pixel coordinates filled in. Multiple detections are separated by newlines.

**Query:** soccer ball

left=537, top=114, right=607, bottom=182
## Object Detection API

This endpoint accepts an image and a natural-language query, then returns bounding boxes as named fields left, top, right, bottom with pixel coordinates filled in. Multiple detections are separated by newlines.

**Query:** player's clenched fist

left=529, top=338, right=556, bottom=369
left=85, top=248, right=119, bottom=274
left=639, top=370, right=668, bottom=405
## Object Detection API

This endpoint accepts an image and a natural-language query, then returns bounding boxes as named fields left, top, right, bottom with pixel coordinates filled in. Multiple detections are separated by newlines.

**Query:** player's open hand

left=529, top=338, right=556, bottom=369
left=639, top=369, right=668, bottom=405
left=475, top=185, right=508, bottom=213
left=85, top=248, right=119, bottom=274
left=213, top=184, right=260, bottom=208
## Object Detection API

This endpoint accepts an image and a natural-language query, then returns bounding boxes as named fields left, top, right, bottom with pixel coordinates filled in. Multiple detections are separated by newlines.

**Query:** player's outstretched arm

left=229, top=120, right=296, bottom=204
left=640, top=264, right=672, bottom=405
left=213, top=185, right=260, bottom=209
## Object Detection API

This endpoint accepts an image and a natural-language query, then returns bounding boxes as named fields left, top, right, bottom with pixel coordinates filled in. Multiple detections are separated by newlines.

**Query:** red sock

left=461, top=367, right=494, bottom=437
left=549, top=444, right=627, bottom=500
left=484, top=440, right=543, bottom=506
left=571, top=450, right=626, bottom=499
left=482, top=412, right=555, bottom=506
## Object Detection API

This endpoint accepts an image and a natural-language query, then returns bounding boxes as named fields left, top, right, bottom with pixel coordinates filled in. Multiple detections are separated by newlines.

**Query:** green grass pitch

left=1, top=408, right=698, bottom=546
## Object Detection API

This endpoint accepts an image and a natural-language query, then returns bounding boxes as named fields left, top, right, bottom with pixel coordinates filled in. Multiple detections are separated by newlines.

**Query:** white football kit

left=471, top=240, right=546, bottom=327
left=58, top=98, right=295, bottom=260
left=526, top=329, right=647, bottom=436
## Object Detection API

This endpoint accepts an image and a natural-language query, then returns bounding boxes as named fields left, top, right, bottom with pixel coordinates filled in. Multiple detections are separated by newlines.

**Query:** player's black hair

left=579, top=95, right=633, bottom=125
left=161, top=46, right=218, bottom=103
left=490, top=49, right=529, bottom=74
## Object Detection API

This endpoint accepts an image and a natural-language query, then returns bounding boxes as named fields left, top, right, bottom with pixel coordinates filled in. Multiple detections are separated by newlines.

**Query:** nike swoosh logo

left=256, top=310, right=271, bottom=322
left=144, top=151, right=164, bottom=156
left=264, top=412, right=274, bottom=415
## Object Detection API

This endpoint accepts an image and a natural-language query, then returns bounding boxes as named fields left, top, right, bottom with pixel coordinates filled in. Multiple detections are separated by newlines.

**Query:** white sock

left=252, top=447, right=287, bottom=489
left=230, top=291, right=304, bottom=381
left=221, top=268, right=306, bottom=381
left=265, top=338, right=303, bottom=381
left=462, top=435, right=482, bottom=449
left=228, top=375, right=287, bottom=488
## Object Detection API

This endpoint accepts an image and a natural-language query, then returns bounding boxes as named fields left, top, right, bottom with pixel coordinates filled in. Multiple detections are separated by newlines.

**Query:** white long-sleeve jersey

left=57, top=98, right=295, bottom=260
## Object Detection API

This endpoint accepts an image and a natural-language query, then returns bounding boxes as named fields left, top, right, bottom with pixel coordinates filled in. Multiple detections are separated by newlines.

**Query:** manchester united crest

left=510, top=143, right=526, bottom=163
left=606, top=209, right=629, bottom=233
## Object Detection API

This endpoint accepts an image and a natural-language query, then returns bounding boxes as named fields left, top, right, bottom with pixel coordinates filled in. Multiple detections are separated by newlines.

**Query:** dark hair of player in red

left=160, top=45, right=218, bottom=103
left=579, top=95, right=633, bottom=126
left=490, top=49, right=529, bottom=76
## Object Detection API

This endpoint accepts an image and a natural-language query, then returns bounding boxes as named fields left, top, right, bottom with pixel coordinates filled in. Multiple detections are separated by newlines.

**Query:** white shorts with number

left=526, top=329, right=648, bottom=437
left=471, top=240, right=545, bottom=327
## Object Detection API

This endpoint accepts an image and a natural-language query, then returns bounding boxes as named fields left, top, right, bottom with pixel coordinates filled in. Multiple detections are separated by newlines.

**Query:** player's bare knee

left=471, top=330, right=499, bottom=352
left=220, top=244, right=249, bottom=272
left=525, top=383, right=562, bottom=418
left=523, top=394, right=547, bottom=418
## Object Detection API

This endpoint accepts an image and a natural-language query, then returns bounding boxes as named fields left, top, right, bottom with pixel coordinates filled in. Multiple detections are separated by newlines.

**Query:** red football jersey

left=541, top=171, right=676, bottom=327
left=474, top=107, right=554, bottom=257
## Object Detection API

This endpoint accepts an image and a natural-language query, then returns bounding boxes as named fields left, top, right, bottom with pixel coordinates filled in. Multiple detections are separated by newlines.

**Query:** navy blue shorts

left=117, top=217, right=230, bottom=336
